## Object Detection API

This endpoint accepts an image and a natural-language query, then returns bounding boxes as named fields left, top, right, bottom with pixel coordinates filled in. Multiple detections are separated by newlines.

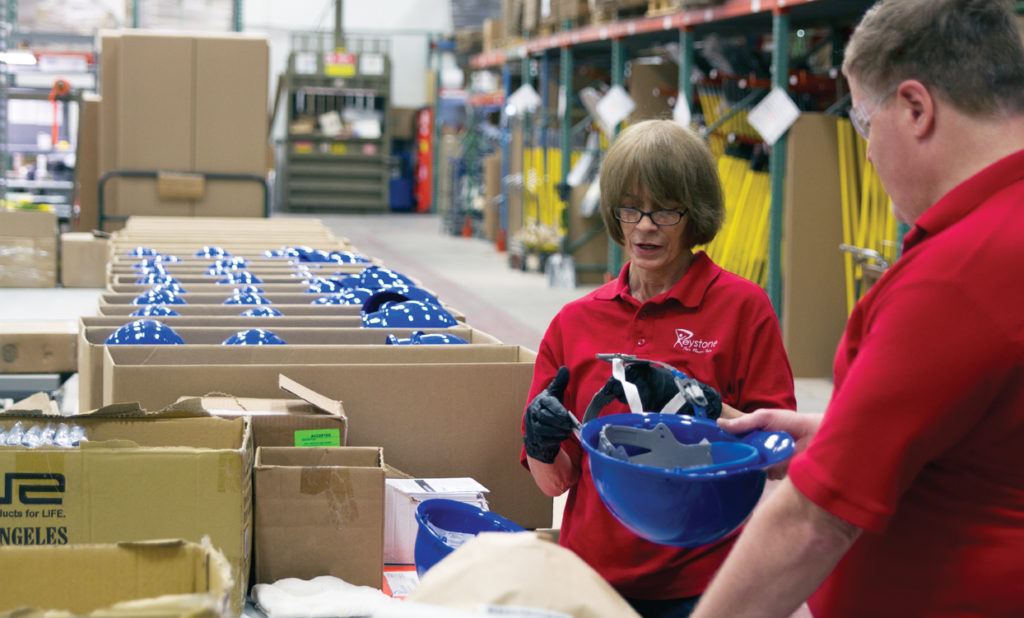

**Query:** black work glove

left=523, top=366, right=576, bottom=464
left=601, top=363, right=723, bottom=420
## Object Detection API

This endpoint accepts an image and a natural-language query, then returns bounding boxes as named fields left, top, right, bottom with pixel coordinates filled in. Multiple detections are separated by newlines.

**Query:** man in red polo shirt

left=692, top=1, right=1024, bottom=616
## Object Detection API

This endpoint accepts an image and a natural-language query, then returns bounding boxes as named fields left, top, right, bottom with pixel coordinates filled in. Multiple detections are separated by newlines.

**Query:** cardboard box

left=385, top=477, right=489, bottom=564
left=101, top=345, right=552, bottom=529
left=189, top=375, right=349, bottom=449
left=483, top=18, right=503, bottom=52
left=60, top=232, right=109, bottom=288
left=75, top=93, right=102, bottom=233
left=483, top=152, right=502, bottom=242
left=567, top=183, right=610, bottom=284
left=0, top=539, right=232, bottom=616
left=254, top=446, right=385, bottom=587
left=389, top=107, right=420, bottom=141
left=0, top=320, right=77, bottom=373
left=628, top=58, right=679, bottom=124
left=0, top=209, right=57, bottom=288
left=0, top=404, right=252, bottom=615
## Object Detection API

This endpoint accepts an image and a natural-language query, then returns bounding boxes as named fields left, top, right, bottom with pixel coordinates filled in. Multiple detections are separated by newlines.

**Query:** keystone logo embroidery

left=674, top=329, right=719, bottom=354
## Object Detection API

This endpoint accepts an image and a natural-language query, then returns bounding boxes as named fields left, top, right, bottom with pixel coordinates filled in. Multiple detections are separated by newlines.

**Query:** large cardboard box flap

left=254, top=446, right=385, bottom=587
left=0, top=320, right=77, bottom=373
left=0, top=538, right=232, bottom=617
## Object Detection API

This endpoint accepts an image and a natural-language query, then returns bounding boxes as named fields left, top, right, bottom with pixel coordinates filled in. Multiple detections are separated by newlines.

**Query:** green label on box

left=294, top=428, right=341, bottom=447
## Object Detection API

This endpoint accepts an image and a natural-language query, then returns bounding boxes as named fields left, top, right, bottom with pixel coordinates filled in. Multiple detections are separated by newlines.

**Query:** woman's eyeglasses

left=614, top=207, right=687, bottom=226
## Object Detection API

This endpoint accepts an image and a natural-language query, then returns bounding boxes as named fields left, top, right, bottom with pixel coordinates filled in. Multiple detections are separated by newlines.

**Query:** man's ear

left=897, top=79, right=935, bottom=139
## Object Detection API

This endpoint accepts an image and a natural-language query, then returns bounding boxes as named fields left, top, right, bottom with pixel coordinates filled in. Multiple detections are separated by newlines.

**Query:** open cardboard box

left=0, top=401, right=252, bottom=615
left=0, top=539, right=232, bottom=617
left=93, top=302, right=426, bottom=317
left=78, top=322, right=495, bottom=411
left=101, top=347, right=550, bottom=529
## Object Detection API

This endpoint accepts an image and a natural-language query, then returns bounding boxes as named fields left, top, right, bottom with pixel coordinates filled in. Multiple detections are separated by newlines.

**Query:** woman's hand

left=717, top=409, right=823, bottom=479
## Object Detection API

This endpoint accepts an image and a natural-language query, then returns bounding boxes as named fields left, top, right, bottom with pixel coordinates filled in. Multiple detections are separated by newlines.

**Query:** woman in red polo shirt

left=520, top=119, right=795, bottom=618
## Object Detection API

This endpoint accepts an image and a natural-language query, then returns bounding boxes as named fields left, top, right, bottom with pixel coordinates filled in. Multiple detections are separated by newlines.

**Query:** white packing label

left=360, top=52, right=385, bottom=76
left=746, top=86, right=802, bottom=146
left=295, top=52, right=318, bottom=75
left=383, top=570, right=420, bottom=598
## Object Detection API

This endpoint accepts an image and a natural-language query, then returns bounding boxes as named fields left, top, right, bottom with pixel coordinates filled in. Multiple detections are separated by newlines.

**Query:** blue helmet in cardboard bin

left=362, top=300, right=458, bottom=328
left=327, top=250, right=371, bottom=264
left=233, top=284, right=265, bottom=295
left=305, top=277, right=346, bottom=294
left=239, top=306, right=282, bottom=317
left=222, top=328, right=287, bottom=345
left=312, top=288, right=376, bottom=305
left=223, top=292, right=272, bottom=305
left=413, top=498, right=524, bottom=578
left=194, top=245, right=230, bottom=258
left=131, top=288, right=187, bottom=305
left=130, top=304, right=180, bottom=317
left=580, top=412, right=794, bottom=548
left=217, top=271, right=263, bottom=284
left=358, top=265, right=416, bottom=289
left=386, top=330, right=469, bottom=345
left=362, top=286, right=441, bottom=315
left=125, top=246, right=158, bottom=257
left=105, top=319, right=185, bottom=345
left=148, top=282, right=188, bottom=295
left=135, top=272, right=178, bottom=285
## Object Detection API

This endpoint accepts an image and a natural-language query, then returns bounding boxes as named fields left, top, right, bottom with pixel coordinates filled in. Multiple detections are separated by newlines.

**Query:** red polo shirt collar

left=903, top=148, right=1024, bottom=253
left=593, top=250, right=721, bottom=309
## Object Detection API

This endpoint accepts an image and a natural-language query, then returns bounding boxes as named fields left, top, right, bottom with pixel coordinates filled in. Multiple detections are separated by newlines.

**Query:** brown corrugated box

left=628, top=58, right=678, bottom=124
left=60, top=232, right=109, bottom=288
left=0, top=209, right=57, bottom=288
left=254, top=446, right=385, bottom=587
left=0, top=320, right=77, bottom=373
left=0, top=539, right=232, bottom=617
left=74, top=93, right=102, bottom=232
left=0, top=403, right=252, bottom=615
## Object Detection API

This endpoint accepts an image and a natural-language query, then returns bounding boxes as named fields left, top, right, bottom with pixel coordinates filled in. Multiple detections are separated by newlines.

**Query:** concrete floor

left=0, top=212, right=833, bottom=413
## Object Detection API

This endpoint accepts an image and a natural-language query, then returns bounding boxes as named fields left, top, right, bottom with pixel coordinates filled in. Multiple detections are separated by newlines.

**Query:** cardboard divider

left=98, top=292, right=431, bottom=305
left=101, top=346, right=550, bottom=528
left=78, top=323, right=499, bottom=411
left=94, top=303, right=386, bottom=317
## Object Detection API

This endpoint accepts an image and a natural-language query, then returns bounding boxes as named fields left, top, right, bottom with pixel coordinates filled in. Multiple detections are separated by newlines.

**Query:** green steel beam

left=132, top=0, right=140, bottom=27
left=431, top=36, right=442, bottom=214
left=678, top=27, right=694, bottom=117
left=560, top=42, right=574, bottom=253
left=767, top=8, right=790, bottom=320
left=608, top=37, right=625, bottom=278
left=232, top=0, right=243, bottom=32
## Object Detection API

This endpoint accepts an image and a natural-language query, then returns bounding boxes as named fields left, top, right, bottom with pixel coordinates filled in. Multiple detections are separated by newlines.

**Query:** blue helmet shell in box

left=105, top=319, right=185, bottom=345
left=148, top=282, right=188, bottom=295
left=131, top=288, right=187, bottom=305
left=135, top=272, right=178, bottom=285
left=386, top=330, right=469, bottom=345
left=125, top=247, right=158, bottom=257
left=358, top=265, right=416, bottom=289
left=214, top=256, right=249, bottom=269
left=330, top=274, right=362, bottom=288
left=130, top=304, right=180, bottom=317
left=195, top=245, right=230, bottom=258
left=312, top=288, right=376, bottom=305
left=305, top=277, right=345, bottom=294
left=362, top=300, right=458, bottom=328
left=579, top=413, right=794, bottom=548
left=134, top=263, right=169, bottom=275
left=222, top=328, right=287, bottom=345
left=218, top=272, right=263, bottom=284
left=239, top=306, right=283, bottom=317
left=413, top=499, right=524, bottom=578
left=362, top=286, right=441, bottom=315
left=223, top=292, right=272, bottom=305
left=327, top=251, right=371, bottom=264
left=234, top=284, right=265, bottom=295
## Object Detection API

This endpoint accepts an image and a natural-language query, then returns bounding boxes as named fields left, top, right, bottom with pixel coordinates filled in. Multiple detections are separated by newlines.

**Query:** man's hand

left=600, top=363, right=724, bottom=419
left=717, top=409, right=823, bottom=479
left=523, top=367, right=577, bottom=464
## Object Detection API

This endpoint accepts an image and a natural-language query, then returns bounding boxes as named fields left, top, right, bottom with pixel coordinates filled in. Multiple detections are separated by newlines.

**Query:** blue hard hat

left=311, top=288, right=376, bottom=305
left=362, top=286, right=441, bottom=314
left=130, top=304, right=180, bottom=317
left=148, top=282, right=188, bottom=295
left=579, top=413, right=794, bottom=548
left=239, top=306, right=283, bottom=317
left=135, top=272, right=178, bottom=285
left=358, top=265, right=416, bottom=289
left=131, top=288, right=187, bottom=305
left=223, top=292, right=272, bottom=305
left=218, top=272, right=263, bottom=284
left=134, top=263, right=169, bottom=275
left=305, top=277, right=346, bottom=294
left=125, top=247, right=157, bottom=257
left=386, top=330, right=469, bottom=345
left=327, top=250, right=371, bottom=264
left=330, top=274, right=362, bottom=288
left=234, top=284, right=265, bottom=295
left=414, top=499, right=524, bottom=578
left=105, top=319, right=185, bottom=345
left=362, top=300, right=458, bottom=328
left=214, top=256, right=249, bottom=269
left=263, top=247, right=291, bottom=258
left=134, top=255, right=180, bottom=269
left=296, top=248, right=337, bottom=263
left=222, top=328, right=287, bottom=345
left=195, top=245, right=230, bottom=258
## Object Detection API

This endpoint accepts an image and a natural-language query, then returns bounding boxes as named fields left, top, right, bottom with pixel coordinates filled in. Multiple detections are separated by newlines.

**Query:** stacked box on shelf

left=0, top=209, right=58, bottom=288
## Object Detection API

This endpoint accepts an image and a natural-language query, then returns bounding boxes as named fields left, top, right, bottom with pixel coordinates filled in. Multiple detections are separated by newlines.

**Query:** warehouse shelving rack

left=467, top=0, right=878, bottom=317
left=277, top=33, right=392, bottom=214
